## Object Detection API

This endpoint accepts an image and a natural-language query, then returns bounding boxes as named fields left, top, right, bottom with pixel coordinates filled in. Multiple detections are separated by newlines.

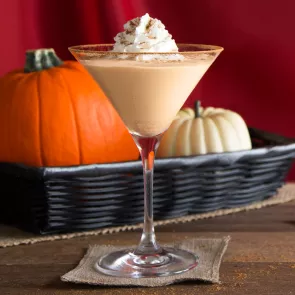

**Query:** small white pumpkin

left=157, top=101, right=252, bottom=158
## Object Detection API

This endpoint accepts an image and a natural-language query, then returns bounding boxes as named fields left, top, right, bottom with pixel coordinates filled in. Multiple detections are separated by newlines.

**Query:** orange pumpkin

left=0, top=48, right=138, bottom=167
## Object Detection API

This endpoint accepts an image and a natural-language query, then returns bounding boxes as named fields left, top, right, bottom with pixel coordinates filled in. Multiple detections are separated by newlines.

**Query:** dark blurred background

left=1, top=0, right=295, bottom=178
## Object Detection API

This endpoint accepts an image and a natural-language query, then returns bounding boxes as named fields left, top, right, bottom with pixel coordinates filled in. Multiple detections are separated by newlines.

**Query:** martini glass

left=69, top=44, right=223, bottom=278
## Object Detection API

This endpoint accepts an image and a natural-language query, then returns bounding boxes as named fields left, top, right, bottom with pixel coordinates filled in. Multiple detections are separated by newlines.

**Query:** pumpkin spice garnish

left=111, top=13, right=183, bottom=61
left=146, top=18, right=156, bottom=30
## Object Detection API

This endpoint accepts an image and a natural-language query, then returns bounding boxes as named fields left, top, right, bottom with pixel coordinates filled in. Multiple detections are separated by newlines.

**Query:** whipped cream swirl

left=112, top=13, right=184, bottom=61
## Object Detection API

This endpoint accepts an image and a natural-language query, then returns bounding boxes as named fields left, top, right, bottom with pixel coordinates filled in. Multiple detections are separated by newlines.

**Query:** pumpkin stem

left=24, top=48, right=63, bottom=73
left=195, top=100, right=201, bottom=118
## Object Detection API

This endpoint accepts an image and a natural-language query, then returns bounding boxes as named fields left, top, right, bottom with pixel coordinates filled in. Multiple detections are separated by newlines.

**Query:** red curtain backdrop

left=1, top=0, right=295, bottom=178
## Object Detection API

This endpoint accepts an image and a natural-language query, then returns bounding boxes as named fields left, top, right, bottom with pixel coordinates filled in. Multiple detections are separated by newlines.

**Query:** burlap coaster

left=0, top=183, right=295, bottom=248
left=61, top=236, right=230, bottom=287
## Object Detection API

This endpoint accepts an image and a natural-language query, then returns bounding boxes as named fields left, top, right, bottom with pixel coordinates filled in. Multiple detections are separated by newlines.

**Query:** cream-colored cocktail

left=69, top=13, right=223, bottom=278
left=84, top=59, right=212, bottom=137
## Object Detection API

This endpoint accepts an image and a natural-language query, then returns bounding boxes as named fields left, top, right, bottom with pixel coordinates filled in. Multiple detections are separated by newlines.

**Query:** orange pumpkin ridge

left=0, top=48, right=139, bottom=167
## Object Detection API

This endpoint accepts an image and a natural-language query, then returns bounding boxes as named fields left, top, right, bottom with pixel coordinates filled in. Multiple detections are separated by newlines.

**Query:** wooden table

left=0, top=201, right=295, bottom=295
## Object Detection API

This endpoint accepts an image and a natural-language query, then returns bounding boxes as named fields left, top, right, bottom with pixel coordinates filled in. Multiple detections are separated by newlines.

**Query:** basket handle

left=248, top=127, right=295, bottom=145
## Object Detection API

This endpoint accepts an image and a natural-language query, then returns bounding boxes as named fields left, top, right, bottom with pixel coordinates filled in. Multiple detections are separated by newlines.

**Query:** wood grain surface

left=0, top=201, right=295, bottom=295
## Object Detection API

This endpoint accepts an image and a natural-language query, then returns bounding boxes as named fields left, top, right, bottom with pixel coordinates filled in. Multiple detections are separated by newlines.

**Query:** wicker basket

left=0, top=127, right=295, bottom=235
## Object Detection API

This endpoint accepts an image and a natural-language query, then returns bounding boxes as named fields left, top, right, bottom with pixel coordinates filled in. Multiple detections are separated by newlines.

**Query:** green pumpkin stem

left=24, top=48, right=63, bottom=73
left=195, top=100, right=201, bottom=118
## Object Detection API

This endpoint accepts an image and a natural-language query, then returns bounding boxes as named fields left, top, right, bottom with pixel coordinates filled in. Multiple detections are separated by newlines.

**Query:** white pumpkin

left=157, top=101, right=252, bottom=158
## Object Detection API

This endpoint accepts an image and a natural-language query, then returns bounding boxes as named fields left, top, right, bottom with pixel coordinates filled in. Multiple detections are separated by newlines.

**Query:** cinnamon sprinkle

left=146, top=18, right=156, bottom=30
left=231, top=253, right=267, bottom=262
left=235, top=271, right=247, bottom=280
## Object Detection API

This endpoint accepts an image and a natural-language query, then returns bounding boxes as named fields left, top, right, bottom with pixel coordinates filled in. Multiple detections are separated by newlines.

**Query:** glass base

left=94, top=247, right=198, bottom=278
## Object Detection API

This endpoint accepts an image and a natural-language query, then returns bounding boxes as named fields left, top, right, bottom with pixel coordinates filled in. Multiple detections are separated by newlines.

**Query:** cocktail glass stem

left=132, top=134, right=162, bottom=256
